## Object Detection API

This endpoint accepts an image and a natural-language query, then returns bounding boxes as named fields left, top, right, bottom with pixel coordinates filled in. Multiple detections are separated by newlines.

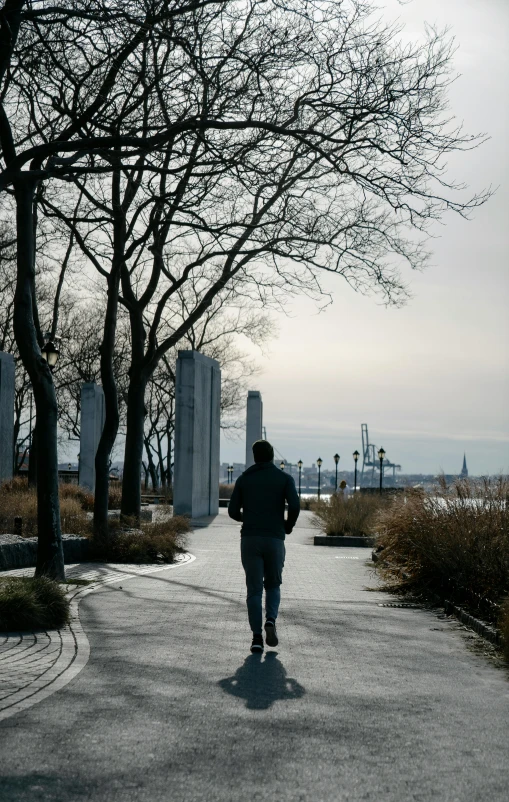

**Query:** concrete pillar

left=0, top=352, right=15, bottom=484
left=173, top=351, right=221, bottom=518
left=245, top=390, right=263, bottom=468
left=79, top=382, right=105, bottom=491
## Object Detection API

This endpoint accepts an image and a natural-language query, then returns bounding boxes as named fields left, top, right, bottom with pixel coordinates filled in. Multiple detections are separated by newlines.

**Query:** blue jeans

left=240, top=536, right=286, bottom=634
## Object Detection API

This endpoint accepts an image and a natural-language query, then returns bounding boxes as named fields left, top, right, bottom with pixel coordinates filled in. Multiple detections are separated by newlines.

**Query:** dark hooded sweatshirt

left=228, top=461, right=300, bottom=540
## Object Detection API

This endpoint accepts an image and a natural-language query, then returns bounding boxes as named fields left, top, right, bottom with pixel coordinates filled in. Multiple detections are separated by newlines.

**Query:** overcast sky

left=221, top=0, right=509, bottom=476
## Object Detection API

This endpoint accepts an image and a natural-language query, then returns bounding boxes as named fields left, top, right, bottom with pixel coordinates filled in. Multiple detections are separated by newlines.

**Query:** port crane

left=361, top=423, right=401, bottom=486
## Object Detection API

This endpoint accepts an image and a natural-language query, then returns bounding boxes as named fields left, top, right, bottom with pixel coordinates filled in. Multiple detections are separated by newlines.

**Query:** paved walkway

left=1, top=511, right=508, bottom=801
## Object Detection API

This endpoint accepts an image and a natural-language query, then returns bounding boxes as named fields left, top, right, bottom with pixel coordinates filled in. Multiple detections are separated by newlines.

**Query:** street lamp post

left=228, top=465, right=233, bottom=483
left=280, top=460, right=285, bottom=471
left=317, top=457, right=323, bottom=500
left=333, top=453, right=340, bottom=492
left=297, top=460, right=303, bottom=498
left=353, top=450, right=359, bottom=493
left=378, top=448, right=386, bottom=494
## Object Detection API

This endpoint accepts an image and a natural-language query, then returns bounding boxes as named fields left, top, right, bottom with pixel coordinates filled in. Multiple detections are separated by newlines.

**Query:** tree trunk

left=93, top=269, right=120, bottom=540
left=28, top=423, right=37, bottom=487
left=13, top=176, right=64, bottom=581
left=121, top=373, right=147, bottom=521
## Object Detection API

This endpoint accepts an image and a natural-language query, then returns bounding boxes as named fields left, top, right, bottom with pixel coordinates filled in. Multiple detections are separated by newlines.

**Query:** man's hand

left=284, top=520, right=293, bottom=535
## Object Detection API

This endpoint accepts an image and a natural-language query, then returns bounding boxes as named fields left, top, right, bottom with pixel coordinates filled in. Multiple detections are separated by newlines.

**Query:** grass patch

left=313, top=492, right=388, bottom=537
left=93, top=517, right=190, bottom=563
left=374, top=479, right=509, bottom=631
left=0, top=577, right=70, bottom=631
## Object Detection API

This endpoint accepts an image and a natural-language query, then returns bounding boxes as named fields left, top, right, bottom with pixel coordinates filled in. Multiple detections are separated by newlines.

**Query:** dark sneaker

left=264, top=619, right=278, bottom=647
left=250, top=633, right=264, bottom=653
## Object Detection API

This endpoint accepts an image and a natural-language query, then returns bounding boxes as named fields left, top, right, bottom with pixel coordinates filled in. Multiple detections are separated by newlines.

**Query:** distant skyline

left=220, top=0, right=509, bottom=476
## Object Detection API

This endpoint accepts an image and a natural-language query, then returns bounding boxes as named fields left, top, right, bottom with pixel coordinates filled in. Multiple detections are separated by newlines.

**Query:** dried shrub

left=219, top=483, right=234, bottom=499
left=0, top=577, right=70, bottom=631
left=500, top=599, right=509, bottom=664
left=98, top=517, right=190, bottom=563
left=374, top=478, right=509, bottom=622
left=313, top=492, right=388, bottom=536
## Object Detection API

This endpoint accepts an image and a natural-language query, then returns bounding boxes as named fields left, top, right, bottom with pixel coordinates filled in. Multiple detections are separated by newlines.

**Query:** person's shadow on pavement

left=218, top=652, right=305, bottom=710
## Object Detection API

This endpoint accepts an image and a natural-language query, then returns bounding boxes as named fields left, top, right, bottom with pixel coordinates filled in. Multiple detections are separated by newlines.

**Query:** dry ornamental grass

left=313, top=492, right=388, bottom=537
left=97, top=518, right=190, bottom=563
left=500, top=599, right=509, bottom=663
left=0, top=577, right=70, bottom=631
left=0, top=478, right=90, bottom=537
left=374, top=479, right=509, bottom=628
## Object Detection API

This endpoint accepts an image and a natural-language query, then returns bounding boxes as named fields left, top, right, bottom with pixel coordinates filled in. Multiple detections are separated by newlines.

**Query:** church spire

left=460, top=453, right=468, bottom=478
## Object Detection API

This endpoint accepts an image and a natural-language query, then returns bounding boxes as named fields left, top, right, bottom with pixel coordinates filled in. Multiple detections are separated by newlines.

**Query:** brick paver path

left=1, top=511, right=508, bottom=802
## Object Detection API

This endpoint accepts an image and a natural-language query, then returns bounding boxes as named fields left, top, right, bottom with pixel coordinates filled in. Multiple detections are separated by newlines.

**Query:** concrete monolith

left=245, top=390, right=263, bottom=468
left=173, top=351, right=221, bottom=518
left=0, top=352, right=15, bottom=484
left=79, top=382, right=105, bottom=491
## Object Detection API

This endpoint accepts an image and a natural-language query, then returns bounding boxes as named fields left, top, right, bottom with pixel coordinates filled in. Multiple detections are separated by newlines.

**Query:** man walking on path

left=228, top=440, right=300, bottom=653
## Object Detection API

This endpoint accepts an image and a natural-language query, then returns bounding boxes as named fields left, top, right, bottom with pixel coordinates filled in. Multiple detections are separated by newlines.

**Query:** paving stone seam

left=0, top=553, right=196, bottom=723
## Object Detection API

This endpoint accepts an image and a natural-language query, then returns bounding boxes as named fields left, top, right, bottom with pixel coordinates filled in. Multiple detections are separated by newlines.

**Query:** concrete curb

left=0, top=535, right=90, bottom=571
left=314, top=535, right=374, bottom=547
left=0, top=553, right=196, bottom=722
left=371, top=550, right=502, bottom=647
left=443, top=599, right=501, bottom=646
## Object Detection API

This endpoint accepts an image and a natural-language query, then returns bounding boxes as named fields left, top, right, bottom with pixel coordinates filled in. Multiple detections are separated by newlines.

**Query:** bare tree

left=1, top=1, right=490, bottom=569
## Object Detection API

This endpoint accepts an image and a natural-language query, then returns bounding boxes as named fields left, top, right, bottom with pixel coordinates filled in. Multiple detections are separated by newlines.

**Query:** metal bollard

left=14, top=516, right=23, bottom=537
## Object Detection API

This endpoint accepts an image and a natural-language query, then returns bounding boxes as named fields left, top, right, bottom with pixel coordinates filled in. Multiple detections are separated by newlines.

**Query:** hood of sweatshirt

left=243, top=461, right=275, bottom=475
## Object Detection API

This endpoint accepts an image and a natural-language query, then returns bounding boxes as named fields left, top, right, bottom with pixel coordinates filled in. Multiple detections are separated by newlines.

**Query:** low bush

left=374, top=478, right=509, bottom=624
left=0, top=577, right=70, bottom=631
left=313, top=492, right=387, bottom=536
left=96, top=517, right=190, bottom=563
left=219, top=483, right=234, bottom=499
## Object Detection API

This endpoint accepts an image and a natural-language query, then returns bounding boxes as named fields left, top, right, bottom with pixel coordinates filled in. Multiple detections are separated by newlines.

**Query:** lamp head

left=378, top=447, right=386, bottom=460
left=41, top=335, right=60, bottom=369
left=280, top=461, right=285, bottom=470
left=297, top=460, right=303, bottom=469
left=333, top=453, right=340, bottom=465
left=316, top=457, right=323, bottom=468
left=353, top=450, right=360, bottom=462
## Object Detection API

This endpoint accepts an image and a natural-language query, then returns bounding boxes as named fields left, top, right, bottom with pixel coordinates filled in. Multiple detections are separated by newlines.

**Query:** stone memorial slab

left=79, top=382, right=105, bottom=491
left=0, top=351, right=15, bottom=484
left=173, top=351, right=221, bottom=518
left=245, top=390, right=263, bottom=468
